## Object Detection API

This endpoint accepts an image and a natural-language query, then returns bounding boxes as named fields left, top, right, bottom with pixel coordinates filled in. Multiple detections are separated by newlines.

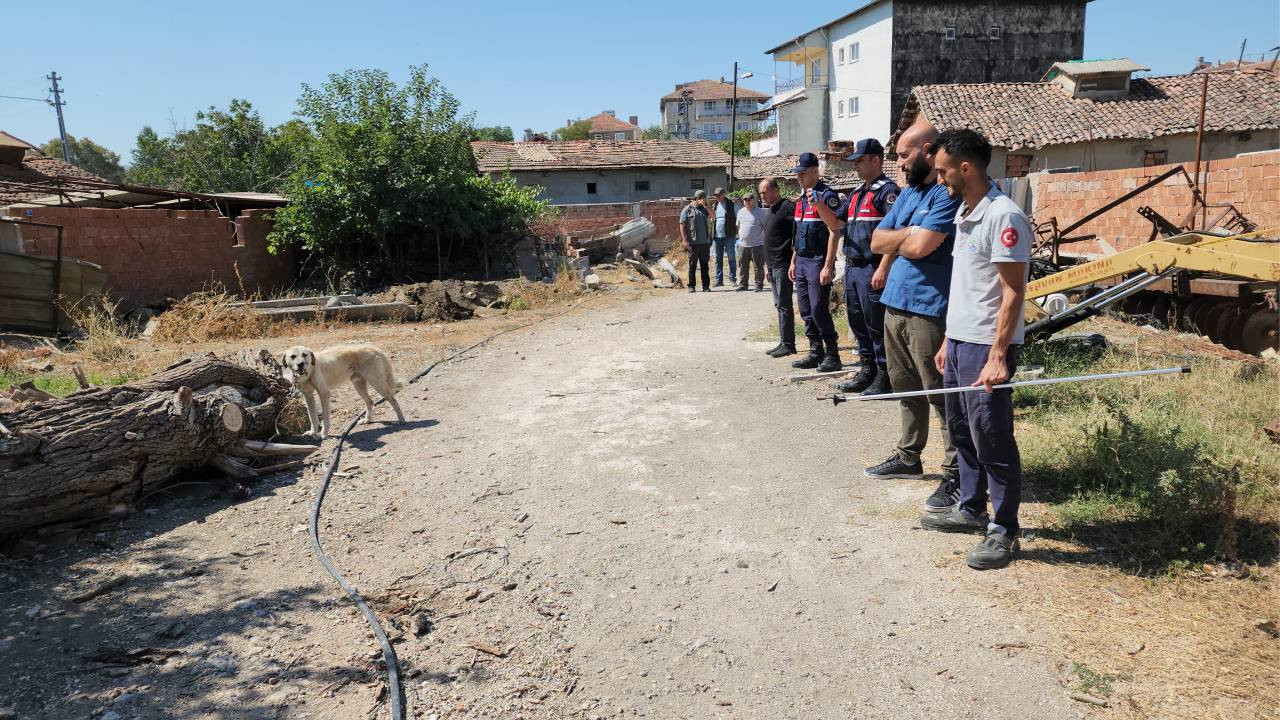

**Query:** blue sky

left=3, top=0, right=1277, bottom=162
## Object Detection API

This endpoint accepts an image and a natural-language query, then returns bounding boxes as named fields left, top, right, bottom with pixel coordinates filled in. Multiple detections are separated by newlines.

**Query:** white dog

left=281, top=344, right=406, bottom=437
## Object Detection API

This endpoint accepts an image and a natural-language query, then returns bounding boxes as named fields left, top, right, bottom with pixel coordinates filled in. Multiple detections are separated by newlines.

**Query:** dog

left=281, top=344, right=406, bottom=438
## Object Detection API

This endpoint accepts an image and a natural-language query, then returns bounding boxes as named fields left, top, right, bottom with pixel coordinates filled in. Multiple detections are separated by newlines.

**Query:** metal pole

left=825, top=366, right=1190, bottom=404
left=1192, top=73, right=1208, bottom=199
left=52, top=225, right=64, bottom=332
left=47, top=71, right=71, bottom=163
left=730, top=62, right=738, bottom=190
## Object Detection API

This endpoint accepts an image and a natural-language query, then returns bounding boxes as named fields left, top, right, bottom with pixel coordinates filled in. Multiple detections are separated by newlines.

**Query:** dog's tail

left=386, top=363, right=405, bottom=392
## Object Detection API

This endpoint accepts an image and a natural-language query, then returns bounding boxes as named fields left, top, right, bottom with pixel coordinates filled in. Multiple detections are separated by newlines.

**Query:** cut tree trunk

left=0, top=352, right=293, bottom=534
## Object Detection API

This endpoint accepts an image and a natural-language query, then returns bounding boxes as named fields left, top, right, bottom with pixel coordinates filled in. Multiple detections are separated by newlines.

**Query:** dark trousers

left=769, top=267, right=795, bottom=349
left=844, top=261, right=886, bottom=366
left=945, top=340, right=1022, bottom=534
left=793, top=255, right=837, bottom=350
left=688, top=244, right=711, bottom=289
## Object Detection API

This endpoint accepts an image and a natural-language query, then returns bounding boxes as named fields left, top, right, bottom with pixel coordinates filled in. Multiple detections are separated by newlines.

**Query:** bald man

left=862, top=120, right=961, bottom=513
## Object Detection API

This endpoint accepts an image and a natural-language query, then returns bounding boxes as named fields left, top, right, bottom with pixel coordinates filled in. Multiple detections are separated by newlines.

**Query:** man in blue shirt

left=862, top=121, right=960, bottom=511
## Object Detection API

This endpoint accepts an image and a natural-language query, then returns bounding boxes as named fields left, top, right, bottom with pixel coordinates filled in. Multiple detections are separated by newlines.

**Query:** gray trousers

left=737, top=245, right=766, bottom=288
left=884, top=307, right=957, bottom=472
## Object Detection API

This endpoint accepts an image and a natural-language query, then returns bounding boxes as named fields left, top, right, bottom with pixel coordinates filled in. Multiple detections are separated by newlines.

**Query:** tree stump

left=0, top=353, right=292, bottom=534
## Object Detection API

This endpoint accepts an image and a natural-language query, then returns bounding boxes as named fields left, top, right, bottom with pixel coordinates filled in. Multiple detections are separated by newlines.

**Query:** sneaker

left=769, top=344, right=797, bottom=358
left=714, top=282, right=724, bottom=287
left=735, top=286, right=748, bottom=292
left=765, top=343, right=785, bottom=356
left=966, top=528, right=1019, bottom=570
left=688, top=287, right=696, bottom=293
left=837, top=365, right=875, bottom=394
left=703, top=286, right=711, bottom=292
left=755, top=285, right=764, bottom=292
left=791, top=349, right=823, bottom=369
left=859, top=371, right=892, bottom=397
left=923, top=473, right=961, bottom=512
left=863, top=453, right=923, bottom=480
left=920, top=505, right=990, bottom=533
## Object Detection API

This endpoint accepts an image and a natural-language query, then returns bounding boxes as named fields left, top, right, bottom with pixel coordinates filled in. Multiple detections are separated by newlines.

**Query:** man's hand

left=871, top=265, right=888, bottom=290
left=972, top=351, right=1011, bottom=392
left=934, top=338, right=947, bottom=374
left=804, top=187, right=816, bottom=206
left=683, top=241, right=690, bottom=252
left=819, top=264, right=834, bottom=286
left=788, top=259, right=796, bottom=282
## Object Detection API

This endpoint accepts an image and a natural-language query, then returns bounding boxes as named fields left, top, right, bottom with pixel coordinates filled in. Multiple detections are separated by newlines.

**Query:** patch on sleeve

left=1000, top=226, right=1019, bottom=248
left=825, top=194, right=840, bottom=209
left=884, top=191, right=897, bottom=205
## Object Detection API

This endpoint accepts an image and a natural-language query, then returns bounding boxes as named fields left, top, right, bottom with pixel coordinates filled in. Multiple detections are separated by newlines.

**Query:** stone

left=584, top=274, right=602, bottom=290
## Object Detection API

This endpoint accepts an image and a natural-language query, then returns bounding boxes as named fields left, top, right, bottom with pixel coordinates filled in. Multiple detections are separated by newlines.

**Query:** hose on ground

left=308, top=295, right=597, bottom=720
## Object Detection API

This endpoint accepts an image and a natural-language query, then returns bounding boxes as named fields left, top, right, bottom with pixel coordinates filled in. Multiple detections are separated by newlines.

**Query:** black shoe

left=859, top=370, right=891, bottom=397
left=769, top=344, right=797, bottom=358
left=735, top=285, right=748, bottom=292
left=924, top=473, right=961, bottom=512
left=688, top=287, right=696, bottom=293
left=966, top=528, right=1019, bottom=569
left=755, top=286, right=764, bottom=292
left=920, top=505, right=990, bottom=533
left=791, top=349, right=823, bottom=369
left=703, top=286, right=711, bottom=292
left=817, top=351, right=842, bottom=373
left=863, top=453, right=923, bottom=480
left=837, top=365, right=876, bottom=394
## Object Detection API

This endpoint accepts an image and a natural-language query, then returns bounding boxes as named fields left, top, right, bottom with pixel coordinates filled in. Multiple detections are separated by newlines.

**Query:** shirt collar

left=958, top=184, right=1002, bottom=223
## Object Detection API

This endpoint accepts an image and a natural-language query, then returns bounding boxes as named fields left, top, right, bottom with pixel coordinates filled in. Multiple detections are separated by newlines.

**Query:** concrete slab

left=250, top=302, right=413, bottom=322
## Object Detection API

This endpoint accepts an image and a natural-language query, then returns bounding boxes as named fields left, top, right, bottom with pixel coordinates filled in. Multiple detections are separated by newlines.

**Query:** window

left=850, top=42, right=860, bottom=62
left=635, top=180, right=650, bottom=192
left=848, top=96, right=859, bottom=116
left=945, top=26, right=957, bottom=41
left=989, top=25, right=1002, bottom=40
left=691, top=178, right=705, bottom=190
left=704, top=100, right=716, bottom=111
left=811, top=59, right=822, bottom=82
left=1005, top=154, right=1033, bottom=178
left=1143, top=150, right=1168, bottom=167
left=838, top=47, right=845, bottom=64
left=837, top=100, right=845, bottom=117
left=586, top=182, right=597, bottom=195
left=614, top=132, right=627, bottom=140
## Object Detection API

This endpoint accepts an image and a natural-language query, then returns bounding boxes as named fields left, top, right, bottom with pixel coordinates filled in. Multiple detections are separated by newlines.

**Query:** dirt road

left=1, top=288, right=1087, bottom=719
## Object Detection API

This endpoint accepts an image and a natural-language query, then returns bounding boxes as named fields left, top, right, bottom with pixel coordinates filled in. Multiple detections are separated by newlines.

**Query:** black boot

left=769, top=344, right=797, bottom=358
left=837, top=364, right=876, bottom=393
left=791, top=346, right=823, bottom=369
left=817, top=340, right=842, bottom=373
left=860, top=366, right=892, bottom=396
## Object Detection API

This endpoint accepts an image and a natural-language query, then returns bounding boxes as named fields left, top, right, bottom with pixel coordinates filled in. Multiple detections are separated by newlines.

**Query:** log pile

left=0, top=350, right=315, bottom=534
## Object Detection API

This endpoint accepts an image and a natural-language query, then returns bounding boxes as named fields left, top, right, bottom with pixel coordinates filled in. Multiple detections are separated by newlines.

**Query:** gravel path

left=0, top=288, right=1086, bottom=719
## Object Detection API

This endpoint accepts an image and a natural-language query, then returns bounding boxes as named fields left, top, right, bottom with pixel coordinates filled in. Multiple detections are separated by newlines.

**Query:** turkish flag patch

left=1000, top=226, right=1019, bottom=248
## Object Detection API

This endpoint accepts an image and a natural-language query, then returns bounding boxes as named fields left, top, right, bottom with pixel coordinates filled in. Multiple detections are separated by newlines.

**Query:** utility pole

left=730, top=62, right=739, bottom=189
left=47, top=71, right=71, bottom=163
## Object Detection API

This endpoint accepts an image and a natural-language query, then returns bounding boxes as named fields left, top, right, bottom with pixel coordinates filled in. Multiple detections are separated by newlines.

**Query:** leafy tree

left=268, top=66, right=547, bottom=286
left=553, top=119, right=592, bottom=141
left=125, top=99, right=310, bottom=192
left=470, top=125, right=514, bottom=142
left=716, top=129, right=764, bottom=158
left=642, top=125, right=672, bottom=141
left=39, top=135, right=125, bottom=183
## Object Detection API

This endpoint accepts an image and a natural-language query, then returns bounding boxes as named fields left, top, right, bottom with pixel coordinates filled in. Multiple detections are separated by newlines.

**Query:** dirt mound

left=375, top=280, right=507, bottom=322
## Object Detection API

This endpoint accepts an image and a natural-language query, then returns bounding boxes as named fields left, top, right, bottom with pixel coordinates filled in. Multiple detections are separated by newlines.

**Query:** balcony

left=774, top=74, right=822, bottom=93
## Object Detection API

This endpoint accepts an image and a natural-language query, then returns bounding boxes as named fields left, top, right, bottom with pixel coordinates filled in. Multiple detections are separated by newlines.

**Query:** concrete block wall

left=1031, top=150, right=1279, bottom=253
left=8, top=207, right=299, bottom=307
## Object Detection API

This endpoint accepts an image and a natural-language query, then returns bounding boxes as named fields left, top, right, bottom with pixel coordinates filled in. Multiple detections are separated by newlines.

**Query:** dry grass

left=505, top=263, right=584, bottom=310
left=60, top=295, right=133, bottom=368
left=149, top=287, right=355, bottom=345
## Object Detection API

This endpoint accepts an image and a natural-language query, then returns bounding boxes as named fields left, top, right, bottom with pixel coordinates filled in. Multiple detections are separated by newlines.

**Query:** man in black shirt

left=759, top=177, right=797, bottom=357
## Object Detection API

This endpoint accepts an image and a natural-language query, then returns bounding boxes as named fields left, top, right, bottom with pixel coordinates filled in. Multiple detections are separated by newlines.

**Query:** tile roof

left=733, top=155, right=798, bottom=179
left=0, top=155, right=110, bottom=205
left=1045, top=58, right=1149, bottom=79
left=897, top=69, right=1280, bottom=151
left=587, top=113, right=640, bottom=133
left=471, top=140, right=730, bottom=173
left=661, top=79, right=769, bottom=102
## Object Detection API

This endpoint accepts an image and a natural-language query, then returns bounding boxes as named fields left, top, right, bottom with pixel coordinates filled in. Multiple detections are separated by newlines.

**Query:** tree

left=553, top=119, right=592, bottom=141
left=125, top=99, right=310, bottom=193
left=470, top=125, right=514, bottom=142
left=642, top=125, right=672, bottom=141
left=39, top=135, right=125, bottom=183
left=716, top=129, right=763, bottom=158
left=268, top=66, right=547, bottom=286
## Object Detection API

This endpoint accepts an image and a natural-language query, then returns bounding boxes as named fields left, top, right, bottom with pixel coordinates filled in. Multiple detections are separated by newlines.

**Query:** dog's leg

left=318, top=389, right=332, bottom=438
left=352, top=378, right=376, bottom=424
left=301, top=390, right=320, bottom=437
left=370, top=376, right=406, bottom=424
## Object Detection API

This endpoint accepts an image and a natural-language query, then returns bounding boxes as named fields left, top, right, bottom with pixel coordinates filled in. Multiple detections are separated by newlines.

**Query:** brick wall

left=538, top=199, right=689, bottom=249
left=8, top=207, right=298, bottom=307
left=1031, top=150, right=1280, bottom=253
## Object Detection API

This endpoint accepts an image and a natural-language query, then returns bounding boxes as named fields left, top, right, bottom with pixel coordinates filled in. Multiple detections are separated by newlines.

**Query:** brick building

left=893, top=62, right=1280, bottom=176
left=585, top=112, right=643, bottom=141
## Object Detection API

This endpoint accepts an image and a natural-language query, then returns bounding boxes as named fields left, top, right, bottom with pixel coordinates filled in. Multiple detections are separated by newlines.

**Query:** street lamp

left=729, top=65, right=754, bottom=189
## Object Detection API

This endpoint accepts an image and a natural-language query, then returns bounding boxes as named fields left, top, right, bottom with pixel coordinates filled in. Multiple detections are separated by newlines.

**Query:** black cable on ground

left=308, top=295, right=598, bottom=720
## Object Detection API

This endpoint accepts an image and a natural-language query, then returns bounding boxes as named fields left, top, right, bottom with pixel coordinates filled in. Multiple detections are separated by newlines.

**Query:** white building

left=759, top=0, right=1088, bottom=155
left=659, top=79, right=769, bottom=142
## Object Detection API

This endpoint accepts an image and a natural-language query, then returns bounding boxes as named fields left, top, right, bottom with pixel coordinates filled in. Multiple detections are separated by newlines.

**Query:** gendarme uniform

left=791, top=152, right=842, bottom=370
left=834, top=140, right=899, bottom=394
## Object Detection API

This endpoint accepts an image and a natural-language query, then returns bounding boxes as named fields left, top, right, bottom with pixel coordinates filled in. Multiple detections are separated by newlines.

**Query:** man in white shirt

left=735, top=193, right=768, bottom=291
left=918, top=128, right=1031, bottom=571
